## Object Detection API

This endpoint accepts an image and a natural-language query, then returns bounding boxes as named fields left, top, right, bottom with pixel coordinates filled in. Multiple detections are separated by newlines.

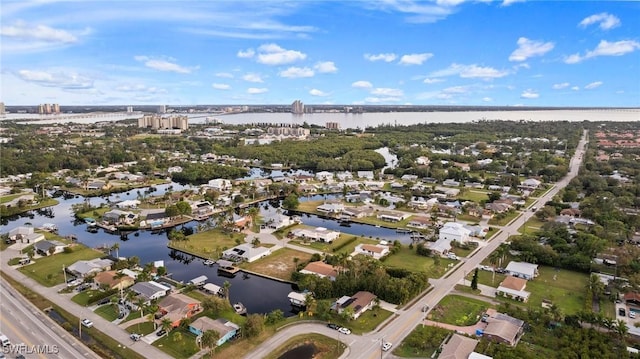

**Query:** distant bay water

left=3, top=109, right=638, bottom=126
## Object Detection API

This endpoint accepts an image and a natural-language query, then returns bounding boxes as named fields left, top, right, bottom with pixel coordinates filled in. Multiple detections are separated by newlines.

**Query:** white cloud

left=279, top=66, right=314, bottom=78
left=509, top=37, right=554, bottom=62
left=482, top=97, right=493, bottom=102
left=501, top=0, right=525, bottom=6
left=564, top=40, right=640, bottom=64
left=247, top=87, right=268, bottom=94
left=430, top=63, right=509, bottom=79
left=314, top=61, right=338, bottom=73
left=115, top=84, right=167, bottom=94
left=520, top=89, right=539, bottom=99
left=1, top=21, right=83, bottom=43
left=364, top=96, right=402, bottom=103
left=367, top=0, right=459, bottom=23
left=399, top=53, right=433, bottom=65
left=242, top=73, right=264, bottom=83
left=255, top=43, right=306, bottom=65
left=352, top=81, right=373, bottom=89
left=17, top=69, right=94, bottom=89
left=442, top=85, right=469, bottom=94
left=579, top=13, right=620, bottom=31
left=237, top=48, right=255, bottom=58
left=309, top=88, right=329, bottom=97
left=215, top=72, right=234, bottom=78
left=584, top=81, right=603, bottom=89
left=371, top=88, right=404, bottom=97
left=134, top=56, right=195, bottom=73
left=552, top=82, right=570, bottom=90
left=364, top=53, right=397, bottom=62
left=571, top=86, right=580, bottom=91
left=423, top=78, right=445, bottom=84
left=212, top=83, right=231, bottom=90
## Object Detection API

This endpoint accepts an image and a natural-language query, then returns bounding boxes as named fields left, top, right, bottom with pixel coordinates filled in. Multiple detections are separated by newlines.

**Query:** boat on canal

left=233, top=302, right=247, bottom=315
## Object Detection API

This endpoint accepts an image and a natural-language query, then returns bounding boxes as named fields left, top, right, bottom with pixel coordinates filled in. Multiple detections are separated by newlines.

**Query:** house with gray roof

left=66, top=258, right=113, bottom=278
left=34, top=240, right=67, bottom=256
left=130, top=281, right=171, bottom=301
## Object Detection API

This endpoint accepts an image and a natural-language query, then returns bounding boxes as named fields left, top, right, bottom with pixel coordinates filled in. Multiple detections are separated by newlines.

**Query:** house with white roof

left=354, top=244, right=390, bottom=259
left=291, top=227, right=340, bottom=243
left=415, top=156, right=431, bottom=166
left=519, top=178, right=541, bottom=190
left=131, top=281, right=171, bottom=301
left=316, top=203, right=344, bottom=215
left=207, top=178, right=232, bottom=191
left=505, top=261, right=539, bottom=280
left=336, top=171, right=353, bottom=181
left=222, top=244, right=271, bottom=263
left=315, top=171, right=334, bottom=182
left=67, top=258, right=114, bottom=278
left=115, top=199, right=141, bottom=209
left=357, top=171, right=375, bottom=180
left=439, top=222, right=471, bottom=243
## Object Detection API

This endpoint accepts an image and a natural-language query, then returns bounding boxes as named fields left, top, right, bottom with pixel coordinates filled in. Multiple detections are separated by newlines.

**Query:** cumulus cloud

left=237, top=48, right=255, bottom=58
left=572, top=86, right=580, bottom=91
left=509, top=37, right=554, bottom=62
left=242, top=73, right=264, bottom=83
left=364, top=53, right=397, bottom=62
left=279, top=67, right=314, bottom=78
left=482, top=97, right=493, bottom=102
left=423, top=78, right=445, bottom=84
left=309, top=88, right=329, bottom=96
left=255, top=43, right=306, bottom=65
left=398, top=53, right=433, bottom=65
left=352, top=81, right=373, bottom=89
left=371, top=88, right=404, bottom=97
left=579, top=13, right=620, bottom=31
left=584, top=81, right=603, bottom=89
left=314, top=61, right=338, bottom=73
left=17, top=69, right=94, bottom=89
left=520, top=89, right=539, bottom=99
left=442, top=86, right=469, bottom=94
left=212, top=83, right=231, bottom=90
left=134, top=56, right=195, bottom=73
left=501, top=0, right=526, bottom=6
left=564, top=40, right=640, bottom=64
left=215, top=72, right=234, bottom=78
left=430, top=63, right=509, bottom=79
left=247, top=87, right=268, bottom=94
left=552, top=82, right=570, bottom=90
left=1, top=21, right=83, bottom=43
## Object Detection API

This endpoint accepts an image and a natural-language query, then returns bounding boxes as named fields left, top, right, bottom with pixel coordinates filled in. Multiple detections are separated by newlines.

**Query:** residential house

left=401, top=174, right=419, bottom=181
left=191, top=201, right=214, bottom=218
left=429, top=237, right=453, bottom=255
left=158, top=293, right=202, bottom=327
left=67, top=258, right=114, bottom=278
left=485, top=202, right=511, bottom=214
left=203, top=283, right=223, bottom=296
left=315, top=171, right=334, bottom=182
left=407, top=216, right=433, bottom=229
left=222, top=244, right=271, bottom=263
left=482, top=313, right=525, bottom=346
left=262, top=213, right=293, bottom=230
left=189, top=275, right=208, bottom=287
left=415, top=156, right=431, bottom=166
left=336, top=171, right=354, bottom=181
left=439, top=222, right=471, bottom=243
left=115, top=200, right=141, bottom=209
left=496, top=276, right=531, bottom=302
left=291, top=227, right=340, bottom=243
left=8, top=226, right=42, bottom=242
left=130, top=281, right=170, bottom=302
left=357, top=171, right=375, bottom=180
left=188, top=317, right=239, bottom=346
left=300, top=261, right=340, bottom=281
left=93, top=270, right=135, bottom=291
left=505, top=261, right=539, bottom=280
left=103, top=210, right=137, bottom=225
left=354, top=244, right=390, bottom=259
left=341, top=206, right=374, bottom=219
left=519, top=178, right=542, bottom=191
left=376, top=210, right=410, bottom=223
left=333, top=291, right=377, bottom=319
left=207, top=178, right=232, bottom=191
left=316, top=203, right=344, bottom=215
left=438, top=334, right=479, bottom=359
left=434, top=186, right=460, bottom=197
left=453, top=162, right=471, bottom=172
left=33, top=240, right=67, bottom=256
left=442, top=179, right=460, bottom=187
left=408, top=198, right=433, bottom=210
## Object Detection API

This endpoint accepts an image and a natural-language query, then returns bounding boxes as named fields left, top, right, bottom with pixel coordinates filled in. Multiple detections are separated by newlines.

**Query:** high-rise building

left=0, top=102, right=5, bottom=115
left=127, top=106, right=134, bottom=113
left=138, top=114, right=188, bottom=131
left=158, top=105, right=167, bottom=114
left=326, top=122, right=341, bottom=130
left=291, top=100, right=304, bottom=114
left=38, top=103, right=60, bottom=115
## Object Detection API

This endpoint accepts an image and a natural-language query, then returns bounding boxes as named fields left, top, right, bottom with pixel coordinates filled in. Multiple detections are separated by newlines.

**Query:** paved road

left=1, top=256, right=173, bottom=359
left=246, top=130, right=589, bottom=359
left=0, top=277, right=99, bottom=359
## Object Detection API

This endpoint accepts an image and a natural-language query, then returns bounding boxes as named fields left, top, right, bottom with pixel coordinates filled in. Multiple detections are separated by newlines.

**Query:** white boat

left=233, top=302, right=247, bottom=315
left=203, top=259, right=215, bottom=266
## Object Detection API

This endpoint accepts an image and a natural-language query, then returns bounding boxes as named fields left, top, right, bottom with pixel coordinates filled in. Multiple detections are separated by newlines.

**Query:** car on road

left=421, top=305, right=430, bottom=312
left=81, top=319, right=93, bottom=328
left=130, top=333, right=141, bottom=341
left=338, top=327, right=351, bottom=335
left=382, top=342, right=393, bottom=351
left=327, top=323, right=340, bottom=330
left=156, top=329, right=167, bottom=337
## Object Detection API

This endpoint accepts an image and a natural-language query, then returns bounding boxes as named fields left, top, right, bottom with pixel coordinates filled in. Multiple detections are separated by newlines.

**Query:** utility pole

left=62, top=264, right=67, bottom=284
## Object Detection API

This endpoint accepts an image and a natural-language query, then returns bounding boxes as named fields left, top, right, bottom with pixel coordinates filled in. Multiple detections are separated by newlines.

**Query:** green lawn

left=394, top=325, right=450, bottom=358
left=451, top=246, right=474, bottom=258
left=430, top=295, right=490, bottom=326
left=296, top=200, right=325, bottom=214
left=72, top=290, right=103, bottom=306
left=168, top=229, right=246, bottom=259
left=153, top=328, right=200, bottom=359
left=94, top=304, right=119, bottom=321
left=324, top=304, right=393, bottom=335
left=333, top=237, right=379, bottom=255
left=264, top=333, right=346, bottom=359
left=18, top=245, right=103, bottom=286
left=519, top=216, right=546, bottom=233
left=458, top=190, right=490, bottom=203
left=383, top=246, right=455, bottom=278
left=241, top=247, right=312, bottom=281
left=0, top=193, right=24, bottom=203
left=488, top=210, right=521, bottom=226
left=125, top=321, right=157, bottom=335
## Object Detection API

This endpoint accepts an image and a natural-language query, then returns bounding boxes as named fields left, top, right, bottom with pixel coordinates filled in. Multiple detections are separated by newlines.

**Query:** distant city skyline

left=1, top=1, right=639, bottom=107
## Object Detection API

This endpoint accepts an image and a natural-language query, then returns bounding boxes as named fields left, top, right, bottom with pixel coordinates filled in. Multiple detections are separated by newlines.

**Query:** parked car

left=156, top=329, right=167, bottom=337
left=481, top=314, right=490, bottom=323
left=130, top=333, right=141, bottom=341
left=81, top=319, right=93, bottom=328
left=338, top=327, right=351, bottom=335
left=619, top=308, right=627, bottom=317
left=382, top=342, right=393, bottom=351
left=327, top=323, right=340, bottom=330
left=97, top=298, right=111, bottom=305
left=630, top=311, right=636, bottom=319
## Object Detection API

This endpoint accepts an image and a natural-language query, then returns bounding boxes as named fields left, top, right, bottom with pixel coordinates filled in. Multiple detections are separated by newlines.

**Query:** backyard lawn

left=265, top=333, right=346, bottom=359
left=153, top=328, right=200, bottom=359
left=519, top=216, right=546, bottom=234
left=168, top=229, right=246, bottom=260
left=488, top=210, right=521, bottom=226
left=18, top=244, right=103, bottom=286
left=72, top=290, right=104, bottom=306
left=241, top=247, right=312, bottom=281
left=384, top=246, right=455, bottom=278
left=94, top=304, right=119, bottom=321
left=458, top=190, right=490, bottom=203
left=324, top=304, right=393, bottom=335
left=125, top=321, right=157, bottom=335
left=430, top=295, right=490, bottom=326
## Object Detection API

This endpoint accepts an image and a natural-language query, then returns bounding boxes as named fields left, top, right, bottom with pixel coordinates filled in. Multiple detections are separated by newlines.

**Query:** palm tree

left=110, top=243, right=120, bottom=259
left=201, top=329, right=220, bottom=357
left=160, top=318, right=172, bottom=335
left=223, top=280, right=231, bottom=303
left=615, top=319, right=628, bottom=341
left=172, top=331, right=182, bottom=342
left=146, top=312, right=157, bottom=330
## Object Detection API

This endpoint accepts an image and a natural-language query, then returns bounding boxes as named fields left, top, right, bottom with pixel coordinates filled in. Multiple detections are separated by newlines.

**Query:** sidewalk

left=0, top=247, right=173, bottom=359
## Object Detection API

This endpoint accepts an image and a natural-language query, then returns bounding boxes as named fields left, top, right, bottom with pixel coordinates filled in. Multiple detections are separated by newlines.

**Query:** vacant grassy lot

left=154, top=328, right=199, bottom=359
left=430, top=295, right=490, bottom=326
left=18, top=244, right=103, bottom=286
left=458, top=190, right=490, bottom=203
left=94, top=304, right=119, bottom=321
left=242, top=247, right=312, bottom=281
left=168, top=229, right=246, bottom=259
left=125, top=321, right=157, bottom=335
left=488, top=210, right=521, bottom=226
left=296, top=200, right=325, bottom=214
left=383, top=246, right=454, bottom=278
left=519, top=216, right=546, bottom=233
left=324, top=304, right=393, bottom=334
left=395, top=325, right=450, bottom=358
left=72, top=290, right=103, bottom=306
left=265, top=333, right=346, bottom=359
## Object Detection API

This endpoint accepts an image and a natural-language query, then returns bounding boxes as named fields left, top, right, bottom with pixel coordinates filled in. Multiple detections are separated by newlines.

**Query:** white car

left=81, top=319, right=94, bottom=328
left=382, top=342, right=393, bottom=351
left=338, top=327, right=351, bottom=335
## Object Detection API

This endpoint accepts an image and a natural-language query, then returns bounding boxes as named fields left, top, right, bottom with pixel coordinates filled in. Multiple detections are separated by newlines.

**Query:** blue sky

left=1, top=1, right=639, bottom=107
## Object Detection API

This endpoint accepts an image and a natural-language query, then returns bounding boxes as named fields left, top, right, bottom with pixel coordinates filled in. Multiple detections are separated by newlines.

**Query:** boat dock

left=217, top=259, right=241, bottom=275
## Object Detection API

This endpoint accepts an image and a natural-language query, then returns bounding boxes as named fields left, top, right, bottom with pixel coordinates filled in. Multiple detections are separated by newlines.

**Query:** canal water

left=1, top=184, right=411, bottom=316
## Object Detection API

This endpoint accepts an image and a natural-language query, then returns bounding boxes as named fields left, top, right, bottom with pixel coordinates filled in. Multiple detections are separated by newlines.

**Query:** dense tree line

left=170, top=163, right=248, bottom=184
